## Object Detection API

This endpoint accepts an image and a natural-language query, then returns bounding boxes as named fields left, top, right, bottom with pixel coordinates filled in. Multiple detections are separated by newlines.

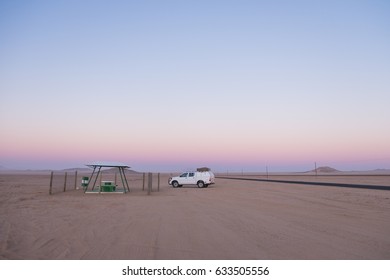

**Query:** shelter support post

left=94, top=166, right=102, bottom=192
left=85, top=166, right=100, bottom=193
left=121, top=168, right=130, bottom=192
left=118, top=167, right=130, bottom=193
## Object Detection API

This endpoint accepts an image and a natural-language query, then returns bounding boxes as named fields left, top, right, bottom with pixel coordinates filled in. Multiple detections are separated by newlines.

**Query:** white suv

left=169, top=171, right=215, bottom=188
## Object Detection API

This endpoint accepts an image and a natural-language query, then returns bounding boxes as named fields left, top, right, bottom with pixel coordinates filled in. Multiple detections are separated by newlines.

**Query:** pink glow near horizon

left=1, top=1, right=389, bottom=171
left=2, top=127, right=389, bottom=171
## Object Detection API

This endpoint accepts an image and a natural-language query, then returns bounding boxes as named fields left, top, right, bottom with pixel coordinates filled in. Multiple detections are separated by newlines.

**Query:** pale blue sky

left=1, top=0, right=389, bottom=172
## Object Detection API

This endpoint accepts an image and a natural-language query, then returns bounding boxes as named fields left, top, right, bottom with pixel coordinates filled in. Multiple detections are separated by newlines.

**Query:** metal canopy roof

left=84, top=162, right=131, bottom=193
left=86, top=162, right=130, bottom=168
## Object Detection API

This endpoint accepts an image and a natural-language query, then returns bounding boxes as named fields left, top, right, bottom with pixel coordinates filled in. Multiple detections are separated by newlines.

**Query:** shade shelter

left=84, top=162, right=131, bottom=194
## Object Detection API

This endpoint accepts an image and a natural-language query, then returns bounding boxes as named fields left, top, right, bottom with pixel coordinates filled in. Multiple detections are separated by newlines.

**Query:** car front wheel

left=172, top=181, right=179, bottom=188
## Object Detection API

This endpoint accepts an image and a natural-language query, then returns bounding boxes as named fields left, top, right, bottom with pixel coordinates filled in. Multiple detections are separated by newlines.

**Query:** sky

left=1, top=0, right=390, bottom=172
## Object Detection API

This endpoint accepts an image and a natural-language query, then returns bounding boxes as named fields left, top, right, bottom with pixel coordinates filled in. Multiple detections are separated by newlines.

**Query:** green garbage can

left=81, top=177, right=89, bottom=190
left=101, top=181, right=115, bottom=192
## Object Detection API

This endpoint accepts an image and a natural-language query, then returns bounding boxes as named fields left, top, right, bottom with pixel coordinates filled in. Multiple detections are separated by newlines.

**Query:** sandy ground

left=0, top=171, right=389, bottom=260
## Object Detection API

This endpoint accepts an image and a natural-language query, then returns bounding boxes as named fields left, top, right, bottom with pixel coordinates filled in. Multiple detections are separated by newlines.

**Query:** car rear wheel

left=197, top=181, right=205, bottom=188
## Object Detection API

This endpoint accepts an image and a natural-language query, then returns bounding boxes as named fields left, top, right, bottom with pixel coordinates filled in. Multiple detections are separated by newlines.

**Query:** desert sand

left=0, top=171, right=389, bottom=259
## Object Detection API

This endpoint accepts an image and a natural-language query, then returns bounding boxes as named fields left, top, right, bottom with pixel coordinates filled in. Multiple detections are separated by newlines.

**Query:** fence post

left=142, top=173, right=145, bottom=191
left=49, top=171, right=54, bottom=195
left=74, top=170, right=78, bottom=190
left=158, top=173, right=160, bottom=192
left=63, top=172, right=68, bottom=192
left=148, top=172, right=152, bottom=195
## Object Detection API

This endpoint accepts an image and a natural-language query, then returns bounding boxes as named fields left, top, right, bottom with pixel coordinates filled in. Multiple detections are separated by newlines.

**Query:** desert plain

left=0, top=170, right=389, bottom=260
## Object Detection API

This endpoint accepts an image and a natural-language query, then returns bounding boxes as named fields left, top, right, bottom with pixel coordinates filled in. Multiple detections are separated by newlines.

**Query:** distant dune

left=105, top=168, right=140, bottom=174
left=373, top=168, right=390, bottom=172
left=61, top=167, right=92, bottom=172
left=305, top=166, right=390, bottom=175
left=61, top=167, right=140, bottom=174
left=311, top=166, right=340, bottom=173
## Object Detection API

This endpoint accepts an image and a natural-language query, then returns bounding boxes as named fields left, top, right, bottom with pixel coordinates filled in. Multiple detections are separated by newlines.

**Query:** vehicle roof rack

left=197, top=167, right=210, bottom=172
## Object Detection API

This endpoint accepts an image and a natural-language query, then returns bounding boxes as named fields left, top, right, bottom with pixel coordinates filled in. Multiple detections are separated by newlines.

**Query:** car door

left=187, top=172, right=196, bottom=184
left=178, top=172, right=189, bottom=184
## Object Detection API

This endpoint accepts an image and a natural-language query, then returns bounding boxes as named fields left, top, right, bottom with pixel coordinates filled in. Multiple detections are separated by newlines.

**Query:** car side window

left=189, top=173, right=194, bottom=177
left=180, top=173, right=188, bottom=177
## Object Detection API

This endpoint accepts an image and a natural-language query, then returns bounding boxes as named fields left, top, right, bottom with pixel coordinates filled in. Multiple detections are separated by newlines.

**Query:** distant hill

left=61, top=167, right=91, bottom=172
left=309, top=167, right=390, bottom=174
left=105, top=168, right=140, bottom=174
left=310, top=166, right=339, bottom=173
left=373, top=168, right=390, bottom=172
left=62, top=167, right=140, bottom=174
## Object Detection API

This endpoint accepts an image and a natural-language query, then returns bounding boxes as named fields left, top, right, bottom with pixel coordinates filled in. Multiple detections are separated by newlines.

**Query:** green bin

left=81, top=177, right=89, bottom=190
left=101, top=185, right=116, bottom=192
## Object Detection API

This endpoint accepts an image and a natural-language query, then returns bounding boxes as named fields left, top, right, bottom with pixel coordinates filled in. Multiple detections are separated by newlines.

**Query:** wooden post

left=158, top=173, right=160, bottom=192
left=74, top=170, right=78, bottom=190
left=315, top=162, right=318, bottom=177
left=49, top=171, right=54, bottom=195
left=142, top=173, right=145, bottom=191
left=115, top=172, right=117, bottom=186
left=266, top=166, right=269, bottom=180
left=148, top=172, right=152, bottom=195
left=63, top=172, right=68, bottom=192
